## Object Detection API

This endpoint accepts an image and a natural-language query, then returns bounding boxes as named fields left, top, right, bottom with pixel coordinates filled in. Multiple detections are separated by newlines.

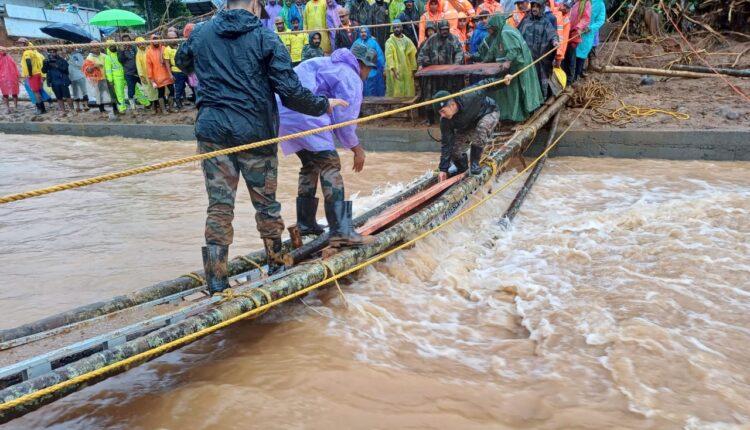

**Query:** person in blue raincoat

left=574, top=0, right=604, bottom=79
left=279, top=0, right=304, bottom=29
left=352, top=26, right=385, bottom=96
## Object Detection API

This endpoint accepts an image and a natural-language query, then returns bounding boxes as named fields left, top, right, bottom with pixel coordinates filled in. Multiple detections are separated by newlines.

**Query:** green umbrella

left=89, top=9, right=146, bottom=27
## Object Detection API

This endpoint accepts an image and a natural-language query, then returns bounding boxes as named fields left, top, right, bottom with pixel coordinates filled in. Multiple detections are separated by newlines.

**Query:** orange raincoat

left=549, top=0, right=571, bottom=62
left=441, top=0, right=475, bottom=17
left=445, top=11, right=469, bottom=50
left=476, top=0, right=502, bottom=14
left=507, top=6, right=526, bottom=28
left=146, top=38, right=174, bottom=88
left=419, top=0, right=444, bottom=44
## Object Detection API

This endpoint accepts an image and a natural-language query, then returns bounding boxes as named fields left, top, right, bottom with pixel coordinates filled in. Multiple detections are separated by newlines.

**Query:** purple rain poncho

left=278, top=48, right=363, bottom=155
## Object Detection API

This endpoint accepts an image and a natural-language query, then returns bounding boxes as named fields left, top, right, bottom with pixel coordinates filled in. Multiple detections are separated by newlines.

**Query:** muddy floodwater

left=1, top=134, right=749, bottom=429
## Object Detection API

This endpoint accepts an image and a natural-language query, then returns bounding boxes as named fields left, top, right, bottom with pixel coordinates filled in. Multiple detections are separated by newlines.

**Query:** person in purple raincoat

left=326, top=0, right=344, bottom=50
left=277, top=45, right=380, bottom=248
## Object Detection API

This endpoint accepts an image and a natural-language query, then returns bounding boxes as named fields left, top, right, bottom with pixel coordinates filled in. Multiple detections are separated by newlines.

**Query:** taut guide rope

left=0, top=47, right=558, bottom=205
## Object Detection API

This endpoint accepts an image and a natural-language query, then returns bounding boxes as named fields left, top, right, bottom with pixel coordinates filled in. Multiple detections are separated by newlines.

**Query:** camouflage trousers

left=199, top=140, right=284, bottom=246
left=296, top=149, right=345, bottom=205
left=451, top=111, right=501, bottom=159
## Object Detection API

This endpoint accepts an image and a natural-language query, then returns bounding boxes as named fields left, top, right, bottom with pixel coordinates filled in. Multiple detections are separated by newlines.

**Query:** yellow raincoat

left=21, top=47, right=43, bottom=77
left=278, top=28, right=308, bottom=63
left=385, top=32, right=417, bottom=97
left=135, top=37, right=158, bottom=101
left=303, top=0, right=330, bottom=53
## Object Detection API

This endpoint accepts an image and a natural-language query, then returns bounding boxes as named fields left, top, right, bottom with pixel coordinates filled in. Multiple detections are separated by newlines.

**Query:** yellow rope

left=181, top=272, right=205, bottom=285
left=570, top=79, right=689, bottom=126
left=609, top=100, right=690, bottom=122
left=219, top=287, right=274, bottom=317
left=320, top=261, right=348, bottom=308
left=0, top=96, right=592, bottom=415
left=0, top=48, right=556, bottom=206
left=483, top=158, right=499, bottom=180
left=236, top=255, right=265, bottom=276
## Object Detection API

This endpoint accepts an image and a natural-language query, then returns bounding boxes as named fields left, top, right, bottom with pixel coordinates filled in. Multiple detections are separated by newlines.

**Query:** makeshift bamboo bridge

left=0, top=89, right=573, bottom=424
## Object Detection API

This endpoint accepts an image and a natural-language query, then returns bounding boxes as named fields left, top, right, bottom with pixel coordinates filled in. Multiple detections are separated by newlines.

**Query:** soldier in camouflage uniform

left=177, top=0, right=346, bottom=294
left=296, top=150, right=345, bottom=204
left=432, top=78, right=500, bottom=180
left=417, top=20, right=465, bottom=67
left=200, top=140, right=284, bottom=246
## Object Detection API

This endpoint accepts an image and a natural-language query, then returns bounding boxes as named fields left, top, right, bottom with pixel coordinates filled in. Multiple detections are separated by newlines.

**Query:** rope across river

left=0, top=47, right=558, bottom=205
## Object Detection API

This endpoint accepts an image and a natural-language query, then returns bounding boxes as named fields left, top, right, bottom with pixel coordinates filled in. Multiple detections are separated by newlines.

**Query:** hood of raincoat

left=213, top=8, right=263, bottom=39
left=359, top=26, right=372, bottom=41
left=330, top=47, right=360, bottom=73
left=488, top=13, right=506, bottom=32
left=426, top=0, right=444, bottom=16
left=277, top=49, right=363, bottom=155
left=308, top=31, right=322, bottom=45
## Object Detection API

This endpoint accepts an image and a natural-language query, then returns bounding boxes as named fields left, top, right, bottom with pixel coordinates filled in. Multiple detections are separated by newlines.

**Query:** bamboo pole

left=0, top=93, right=570, bottom=424
left=0, top=177, right=435, bottom=345
left=669, top=64, right=750, bottom=77
left=598, top=64, right=733, bottom=78
left=500, top=112, right=561, bottom=226
left=0, top=246, right=274, bottom=344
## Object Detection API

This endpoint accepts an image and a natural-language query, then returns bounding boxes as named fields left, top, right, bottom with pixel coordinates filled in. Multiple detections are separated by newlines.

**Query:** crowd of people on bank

left=269, top=0, right=605, bottom=108
left=0, top=26, right=200, bottom=117
left=0, top=0, right=605, bottom=119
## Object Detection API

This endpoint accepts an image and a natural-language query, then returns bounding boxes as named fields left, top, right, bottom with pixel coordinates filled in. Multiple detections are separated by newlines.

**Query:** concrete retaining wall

left=1, top=122, right=747, bottom=161
left=528, top=129, right=750, bottom=161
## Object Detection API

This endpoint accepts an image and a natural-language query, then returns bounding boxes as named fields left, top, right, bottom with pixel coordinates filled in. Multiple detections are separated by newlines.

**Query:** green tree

left=134, top=0, right=191, bottom=30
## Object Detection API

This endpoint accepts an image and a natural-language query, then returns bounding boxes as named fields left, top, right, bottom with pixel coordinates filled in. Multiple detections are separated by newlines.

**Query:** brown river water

left=1, top=134, right=749, bottom=429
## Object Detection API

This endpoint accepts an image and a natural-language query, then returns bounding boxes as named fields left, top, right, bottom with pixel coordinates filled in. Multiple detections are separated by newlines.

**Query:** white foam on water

left=296, top=158, right=750, bottom=427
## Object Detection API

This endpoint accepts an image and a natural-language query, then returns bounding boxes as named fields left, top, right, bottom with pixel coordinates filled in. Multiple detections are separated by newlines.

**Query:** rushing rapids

left=1, top=134, right=749, bottom=428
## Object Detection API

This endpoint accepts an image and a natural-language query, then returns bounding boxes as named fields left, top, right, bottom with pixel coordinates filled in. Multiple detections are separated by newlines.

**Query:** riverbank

left=4, top=39, right=749, bottom=131
left=2, top=123, right=749, bottom=161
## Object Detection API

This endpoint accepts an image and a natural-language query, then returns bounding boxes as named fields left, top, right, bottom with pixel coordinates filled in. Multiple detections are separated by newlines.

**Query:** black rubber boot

left=263, top=237, right=285, bottom=275
left=296, top=196, right=325, bottom=236
left=35, top=103, right=45, bottom=114
left=326, top=201, right=374, bottom=248
left=453, top=153, right=469, bottom=176
left=202, top=245, right=230, bottom=295
left=470, top=145, right=484, bottom=175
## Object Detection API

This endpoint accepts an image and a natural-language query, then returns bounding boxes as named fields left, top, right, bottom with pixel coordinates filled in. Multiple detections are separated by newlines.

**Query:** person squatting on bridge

left=433, top=79, right=500, bottom=181
left=176, top=0, right=346, bottom=295
left=277, top=44, right=378, bottom=248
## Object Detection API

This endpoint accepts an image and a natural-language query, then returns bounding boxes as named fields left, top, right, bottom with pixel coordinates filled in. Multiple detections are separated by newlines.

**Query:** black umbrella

left=41, top=23, right=94, bottom=43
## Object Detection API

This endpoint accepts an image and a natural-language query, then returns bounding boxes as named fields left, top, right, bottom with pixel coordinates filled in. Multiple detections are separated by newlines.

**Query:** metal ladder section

left=0, top=267, right=290, bottom=386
